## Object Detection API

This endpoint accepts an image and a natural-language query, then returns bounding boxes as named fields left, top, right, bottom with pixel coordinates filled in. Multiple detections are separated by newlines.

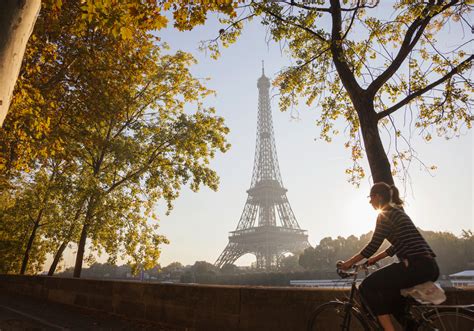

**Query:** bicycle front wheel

left=417, top=307, right=474, bottom=330
left=308, top=301, right=369, bottom=331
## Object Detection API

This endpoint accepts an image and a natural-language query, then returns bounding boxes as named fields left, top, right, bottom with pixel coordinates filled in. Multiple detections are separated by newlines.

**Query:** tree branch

left=294, top=46, right=331, bottom=71
left=201, top=13, right=255, bottom=44
left=377, top=54, right=473, bottom=120
left=284, top=0, right=379, bottom=12
left=105, top=126, right=187, bottom=194
left=329, top=0, right=363, bottom=97
left=341, top=0, right=360, bottom=41
left=367, top=0, right=459, bottom=96
left=285, top=0, right=331, bottom=13
left=262, top=7, right=327, bottom=43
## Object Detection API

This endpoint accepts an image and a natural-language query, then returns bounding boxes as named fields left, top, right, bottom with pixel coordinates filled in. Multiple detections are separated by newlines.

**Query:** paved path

left=0, top=294, right=176, bottom=330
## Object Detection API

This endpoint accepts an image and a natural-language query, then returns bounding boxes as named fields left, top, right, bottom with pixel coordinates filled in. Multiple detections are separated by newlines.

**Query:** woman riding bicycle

left=338, top=182, right=439, bottom=331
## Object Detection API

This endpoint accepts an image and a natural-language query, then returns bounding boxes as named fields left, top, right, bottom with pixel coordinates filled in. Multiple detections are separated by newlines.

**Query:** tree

left=64, top=20, right=228, bottom=277
left=0, top=160, right=75, bottom=274
left=298, top=246, right=318, bottom=270
left=421, top=229, right=473, bottom=274
left=66, top=43, right=229, bottom=277
left=279, top=254, right=303, bottom=272
left=1, top=1, right=230, bottom=277
left=205, top=0, right=473, bottom=185
left=298, top=233, right=392, bottom=270
left=18, top=162, right=60, bottom=274
left=221, top=263, right=240, bottom=274
left=1, top=0, right=172, bottom=173
left=161, top=262, right=185, bottom=280
left=162, top=261, right=184, bottom=273
left=181, top=261, right=219, bottom=283
left=298, top=230, right=473, bottom=274
left=0, top=0, right=239, bottom=126
left=0, top=0, right=41, bottom=126
left=193, top=261, right=219, bottom=275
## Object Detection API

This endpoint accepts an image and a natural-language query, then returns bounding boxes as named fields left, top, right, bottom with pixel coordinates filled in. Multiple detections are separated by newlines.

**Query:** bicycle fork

left=341, top=303, right=354, bottom=330
left=341, top=280, right=358, bottom=330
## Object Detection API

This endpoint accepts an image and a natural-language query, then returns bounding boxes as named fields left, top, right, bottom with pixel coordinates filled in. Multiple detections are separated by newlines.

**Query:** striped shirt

left=360, top=207, right=436, bottom=260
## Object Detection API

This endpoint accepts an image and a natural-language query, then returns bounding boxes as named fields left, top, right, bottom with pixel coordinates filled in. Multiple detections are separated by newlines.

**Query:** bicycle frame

left=336, top=263, right=383, bottom=330
left=340, top=272, right=359, bottom=330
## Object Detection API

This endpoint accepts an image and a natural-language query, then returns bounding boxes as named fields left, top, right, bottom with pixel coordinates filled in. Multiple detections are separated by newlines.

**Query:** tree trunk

left=356, top=99, right=394, bottom=185
left=48, top=239, right=68, bottom=276
left=73, top=221, right=89, bottom=278
left=0, top=0, right=41, bottom=126
left=48, top=197, right=86, bottom=276
left=73, top=197, right=96, bottom=278
left=19, top=208, right=43, bottom=274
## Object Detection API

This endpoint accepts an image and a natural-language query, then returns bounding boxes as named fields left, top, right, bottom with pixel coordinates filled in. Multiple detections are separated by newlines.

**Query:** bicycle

left=307, top=262, right=474, bottom=330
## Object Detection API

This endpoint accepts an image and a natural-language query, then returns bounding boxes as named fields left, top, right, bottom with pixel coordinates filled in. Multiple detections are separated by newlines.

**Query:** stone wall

left=0, top=275, right=472, bottom=330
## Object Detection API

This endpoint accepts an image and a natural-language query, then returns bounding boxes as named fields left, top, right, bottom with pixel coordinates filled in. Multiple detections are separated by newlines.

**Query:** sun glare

left=341, top=197, right=380, bottom=237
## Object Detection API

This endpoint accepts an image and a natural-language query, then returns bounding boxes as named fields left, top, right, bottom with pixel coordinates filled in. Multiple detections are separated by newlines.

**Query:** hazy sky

left=152, top=13, right=473, bottom=267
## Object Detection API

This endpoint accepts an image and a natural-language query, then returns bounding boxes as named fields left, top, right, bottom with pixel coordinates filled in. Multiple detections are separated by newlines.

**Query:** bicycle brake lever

left=337, top=268, right=348, bottom=278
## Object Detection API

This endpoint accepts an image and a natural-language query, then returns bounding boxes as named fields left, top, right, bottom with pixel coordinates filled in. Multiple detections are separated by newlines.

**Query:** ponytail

left=370, top=182, right=404, bottom=207
left=390, top=185, right=404, bottom=206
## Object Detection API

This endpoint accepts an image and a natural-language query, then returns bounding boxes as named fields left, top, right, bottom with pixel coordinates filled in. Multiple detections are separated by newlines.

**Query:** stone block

left=57, top=277, right=82, bottom=293
left=74, top=293, right=88, bottom=306
left=114, top=299, right=145, bottom=320
left=48, top=288, right=75, bottom=305
left=44, top=277, right=60, bottom=290
left=113, top=281, right=146, bottom=301
left=86, top=294, right=113, bottom=312
left=144, top=302, right=166, bottom=324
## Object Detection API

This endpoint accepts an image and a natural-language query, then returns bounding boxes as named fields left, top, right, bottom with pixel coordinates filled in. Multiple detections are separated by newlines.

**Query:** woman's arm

left=367, top=251, right=388, bottom=266
left=339, top=253, right=364, bottom=270
left=340, top=214, right=392, bottom=270
left=359, top=216, right=391, bottom=259
left=340, top=250, right=389, bottom=270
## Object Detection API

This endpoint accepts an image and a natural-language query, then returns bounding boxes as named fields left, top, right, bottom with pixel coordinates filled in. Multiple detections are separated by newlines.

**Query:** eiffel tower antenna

left=215, top=65, right=310, bottom=270
left=262, top=60, right=264, bottom=75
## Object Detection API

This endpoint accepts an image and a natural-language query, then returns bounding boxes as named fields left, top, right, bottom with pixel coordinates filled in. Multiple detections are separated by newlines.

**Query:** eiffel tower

left=215, top=63, right=310, bottom=270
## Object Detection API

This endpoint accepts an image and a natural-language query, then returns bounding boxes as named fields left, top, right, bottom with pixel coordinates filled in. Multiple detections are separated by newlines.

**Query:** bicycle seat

left=400, top=281, right=446, bottom=305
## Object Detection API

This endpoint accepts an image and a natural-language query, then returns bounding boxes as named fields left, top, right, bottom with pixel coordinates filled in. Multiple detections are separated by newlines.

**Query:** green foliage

left=0, top=161, right=77, bottom=274
left=299, top=230, right=474, bottom=275
left=220, top=263, right=240, bottom=275
left=180, top=260, right=219, bottom=283
left=279, top=254, right=304, bottom=273
left=422, top=229, right=474, bottom=275
left=0, top=0, right=230, bottom=276
left=58, top=262, right=133, bottom=279
left=202, top=0, right=473, bottom=185
left=1, top=0, right=239, bottom=174
left=299, top=233, right=392, bottom=271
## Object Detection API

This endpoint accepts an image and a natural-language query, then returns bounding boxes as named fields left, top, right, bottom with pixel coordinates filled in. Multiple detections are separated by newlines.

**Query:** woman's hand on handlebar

left=366, top=257, right=378, bottom=266
left=336, top=260, right=353, bottom=271
left=336, top=253, right=364, bottom=271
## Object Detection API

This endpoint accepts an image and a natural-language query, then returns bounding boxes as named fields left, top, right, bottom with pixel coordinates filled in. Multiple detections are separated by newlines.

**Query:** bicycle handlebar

left=336, top=261, right=379, bottom=279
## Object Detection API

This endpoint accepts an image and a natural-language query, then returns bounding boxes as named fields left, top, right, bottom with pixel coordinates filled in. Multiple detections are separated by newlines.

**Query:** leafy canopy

left=203, top=0, right=473, bottom=185
left=0, top=0, right=231, bottom=275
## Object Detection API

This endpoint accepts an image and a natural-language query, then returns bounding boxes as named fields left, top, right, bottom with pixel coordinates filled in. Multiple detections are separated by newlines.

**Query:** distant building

left=449, top=270, right=474, bottom=288
left=290, top=279, right=352, bottom=288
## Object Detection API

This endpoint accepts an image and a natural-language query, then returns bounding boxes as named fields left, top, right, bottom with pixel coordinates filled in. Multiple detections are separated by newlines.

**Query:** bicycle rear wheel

left=307, top=301, right=370, bottom=331
left=417, top=307, right=474, bottom=330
